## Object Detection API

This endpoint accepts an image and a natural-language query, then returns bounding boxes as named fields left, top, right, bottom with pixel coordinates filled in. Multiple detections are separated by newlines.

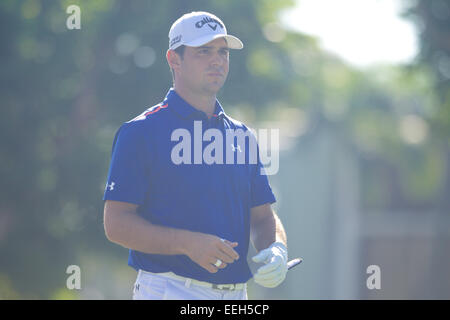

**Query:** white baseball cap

left=168, top=11, right=243, bottom=50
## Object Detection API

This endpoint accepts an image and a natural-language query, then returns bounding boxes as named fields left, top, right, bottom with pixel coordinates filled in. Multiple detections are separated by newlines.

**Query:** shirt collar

left=164, top=88, right=226, bottom=121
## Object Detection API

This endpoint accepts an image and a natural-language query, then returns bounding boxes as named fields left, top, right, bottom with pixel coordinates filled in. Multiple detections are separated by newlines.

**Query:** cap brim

left=185, top=34, right=243, bottom=49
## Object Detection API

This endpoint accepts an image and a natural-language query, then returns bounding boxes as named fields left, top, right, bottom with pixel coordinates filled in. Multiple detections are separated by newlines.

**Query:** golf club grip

left=287, top=258, right=303, bottom=270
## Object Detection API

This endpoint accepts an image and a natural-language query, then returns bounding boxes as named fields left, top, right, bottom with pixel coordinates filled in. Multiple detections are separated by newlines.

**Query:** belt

left=139, top=270, right=246, bottom=291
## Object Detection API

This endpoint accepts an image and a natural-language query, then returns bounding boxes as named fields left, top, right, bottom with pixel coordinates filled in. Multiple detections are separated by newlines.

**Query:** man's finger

left=218, top=240, right=240, bottom=261
left=222, top=239, right=238, bottom=248
left=206, top=264, right=219, bottom=273
left=261, top=275, right=284, bottom=288
left=255, top=258, right=282, bottom=275
left=210, top=257, right=228, bottom=269
left=252, top=248, right=271, bottom=263
left=254, top=267, right=282, bottom=282
left=216, top=251, right=235, bottom=264
left=255, top=272, right=285, bottom=288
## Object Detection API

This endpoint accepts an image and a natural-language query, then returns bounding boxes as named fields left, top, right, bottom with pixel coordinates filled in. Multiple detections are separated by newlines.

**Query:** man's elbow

left=103, top=200, right=138, bottom=246
left=103, top=209, right=121, bottom=244
left=104, top=222, right=115, bottom=243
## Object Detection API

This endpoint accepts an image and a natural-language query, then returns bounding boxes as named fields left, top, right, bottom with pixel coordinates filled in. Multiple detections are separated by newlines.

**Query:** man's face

left=175, top=38, right=230, bottom=96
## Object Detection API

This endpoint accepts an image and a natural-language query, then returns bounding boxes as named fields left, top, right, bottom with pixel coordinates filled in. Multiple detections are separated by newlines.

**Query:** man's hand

left=183, top=232, right=240, bottom=273
left=252, top=242, right=288, bottom=288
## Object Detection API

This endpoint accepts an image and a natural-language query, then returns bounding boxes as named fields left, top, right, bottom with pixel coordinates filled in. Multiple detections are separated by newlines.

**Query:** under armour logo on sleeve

left=106, top=182, right=115, bottom=191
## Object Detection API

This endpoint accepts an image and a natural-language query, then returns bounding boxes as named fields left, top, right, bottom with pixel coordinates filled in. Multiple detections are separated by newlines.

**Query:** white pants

left=132, top=270, right=248, bottom=300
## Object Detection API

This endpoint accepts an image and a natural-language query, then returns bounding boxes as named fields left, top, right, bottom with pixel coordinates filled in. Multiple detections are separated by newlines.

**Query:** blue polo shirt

left=103, top=88, right=276, bottom=284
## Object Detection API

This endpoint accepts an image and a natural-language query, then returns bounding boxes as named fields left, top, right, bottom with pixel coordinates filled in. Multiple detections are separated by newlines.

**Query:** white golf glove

left=252, top=242, right=288, bottom=288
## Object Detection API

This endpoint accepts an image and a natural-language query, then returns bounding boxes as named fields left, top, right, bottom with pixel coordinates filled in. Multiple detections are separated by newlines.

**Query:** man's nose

left=210, top=51, right=224, bottom=67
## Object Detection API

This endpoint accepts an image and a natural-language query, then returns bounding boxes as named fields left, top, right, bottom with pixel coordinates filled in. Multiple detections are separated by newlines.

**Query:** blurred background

left=0, top=0, right=449, bottom=299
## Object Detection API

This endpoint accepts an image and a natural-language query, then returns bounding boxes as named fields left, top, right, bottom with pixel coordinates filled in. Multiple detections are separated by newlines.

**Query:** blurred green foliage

left=0, top=0, right=449, bottom=299
left=404, top=0, right=450, bottom=136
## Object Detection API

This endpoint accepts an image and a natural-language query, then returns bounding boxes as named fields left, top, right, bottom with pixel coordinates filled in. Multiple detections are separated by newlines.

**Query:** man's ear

left=167, top=49, right=181, bottom=71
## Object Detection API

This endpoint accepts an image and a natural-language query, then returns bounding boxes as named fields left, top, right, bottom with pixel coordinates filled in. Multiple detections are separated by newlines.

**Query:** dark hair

left=170, top=45, right=185, bottom=82
left=174, top=45, right=185, bottom=58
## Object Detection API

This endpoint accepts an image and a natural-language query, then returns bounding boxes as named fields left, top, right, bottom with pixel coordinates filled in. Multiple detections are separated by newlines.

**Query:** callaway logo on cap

left=168, top=11, right=243, bottom=50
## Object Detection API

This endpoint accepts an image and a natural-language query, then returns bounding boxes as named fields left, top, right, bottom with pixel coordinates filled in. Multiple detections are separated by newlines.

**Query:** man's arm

left=250, top=203, right=288, bottom=288
left=250, top=203, right=287, bottom=251
left=103, top=200, right=239, bottom=273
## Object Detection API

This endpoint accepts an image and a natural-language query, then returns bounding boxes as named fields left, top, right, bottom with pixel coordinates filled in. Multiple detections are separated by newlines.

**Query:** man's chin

left=203, top=82, right=225, bottom=95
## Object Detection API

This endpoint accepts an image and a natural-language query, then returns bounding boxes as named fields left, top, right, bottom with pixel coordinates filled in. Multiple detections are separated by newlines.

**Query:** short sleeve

left=103, top=123, right=151, bottom=206
left=250, top=143, right=277, bottom=208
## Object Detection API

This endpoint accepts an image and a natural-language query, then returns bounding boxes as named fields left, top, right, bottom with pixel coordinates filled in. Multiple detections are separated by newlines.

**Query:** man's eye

left=199, top=49, right=209, bottom=54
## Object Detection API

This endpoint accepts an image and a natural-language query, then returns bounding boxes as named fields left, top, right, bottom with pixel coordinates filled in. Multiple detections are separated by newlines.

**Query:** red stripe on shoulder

left=144, top=103, right=168, bottom=117
left=128, top=103, right=169, bottom=122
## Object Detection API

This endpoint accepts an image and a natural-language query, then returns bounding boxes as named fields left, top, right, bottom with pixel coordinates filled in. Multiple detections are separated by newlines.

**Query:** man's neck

left=173, top=85, right=216, bottom=119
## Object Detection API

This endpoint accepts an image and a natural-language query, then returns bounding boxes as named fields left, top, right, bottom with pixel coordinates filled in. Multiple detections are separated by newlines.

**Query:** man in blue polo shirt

left=103, top=11, right=289, bottom=300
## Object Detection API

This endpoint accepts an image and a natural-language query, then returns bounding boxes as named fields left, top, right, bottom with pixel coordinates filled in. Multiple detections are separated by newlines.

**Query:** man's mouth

left=207, top=69, right=224, bottom=77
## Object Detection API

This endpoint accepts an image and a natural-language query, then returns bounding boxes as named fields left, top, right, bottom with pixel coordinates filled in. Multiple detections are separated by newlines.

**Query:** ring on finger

left=214, top=259, right=223, bottom=267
